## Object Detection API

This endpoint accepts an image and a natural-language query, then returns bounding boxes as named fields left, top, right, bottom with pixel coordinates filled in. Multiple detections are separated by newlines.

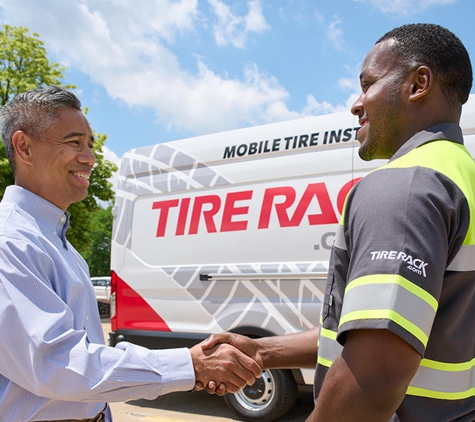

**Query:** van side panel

left=111, top=112, right=360, bottom=342
left=110, top=103, right=475, bottom=363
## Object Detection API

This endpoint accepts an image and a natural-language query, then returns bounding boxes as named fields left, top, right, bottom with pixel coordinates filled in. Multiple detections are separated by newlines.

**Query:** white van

left=109, top=105, right=475, bottom=421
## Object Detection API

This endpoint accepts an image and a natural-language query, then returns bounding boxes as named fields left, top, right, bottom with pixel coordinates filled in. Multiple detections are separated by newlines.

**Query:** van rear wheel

left=223, top=368, right=297, bottom=422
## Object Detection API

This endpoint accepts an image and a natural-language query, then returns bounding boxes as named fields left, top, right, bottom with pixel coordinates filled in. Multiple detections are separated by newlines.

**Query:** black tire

left=223, top=368, right=297, bottom=422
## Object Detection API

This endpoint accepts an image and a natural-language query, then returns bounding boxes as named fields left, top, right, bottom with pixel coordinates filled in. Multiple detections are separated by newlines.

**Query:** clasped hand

left=190, top=333, right=263, bottom=396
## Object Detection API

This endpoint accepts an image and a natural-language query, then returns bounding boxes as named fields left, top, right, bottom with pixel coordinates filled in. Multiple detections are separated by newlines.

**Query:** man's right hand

left=190, top=340, right=262, bottom=396
left=202, top=332, right=264, bottom=367
left=194, top=333, right=263, bottom=395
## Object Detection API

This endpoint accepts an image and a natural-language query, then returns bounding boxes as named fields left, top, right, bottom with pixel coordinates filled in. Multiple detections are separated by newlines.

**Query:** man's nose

left=351, top=95, right=364, bottom=117
left=78, top=146, right=96, bottom=167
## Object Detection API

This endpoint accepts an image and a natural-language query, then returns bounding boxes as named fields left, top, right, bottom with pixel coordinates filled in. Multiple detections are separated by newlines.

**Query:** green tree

left=82, top=206, right=114, bottom=277
left=0, top=24, right=117, bottom=258
left=0, top=24, right=75, bottom=197
left=0, top=24, right=72, bottom=104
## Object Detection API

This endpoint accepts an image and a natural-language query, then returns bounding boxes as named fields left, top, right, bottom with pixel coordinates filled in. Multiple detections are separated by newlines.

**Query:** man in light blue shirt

left=0, top=86, right=261, bottom=422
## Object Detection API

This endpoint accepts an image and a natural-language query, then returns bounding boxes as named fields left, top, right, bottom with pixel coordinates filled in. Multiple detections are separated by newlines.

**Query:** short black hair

left=377, top=23, right=472, bottom=105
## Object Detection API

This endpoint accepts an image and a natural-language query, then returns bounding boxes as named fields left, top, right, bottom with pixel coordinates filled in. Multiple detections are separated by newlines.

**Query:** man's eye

left=361, top=82, right=372, bottom=92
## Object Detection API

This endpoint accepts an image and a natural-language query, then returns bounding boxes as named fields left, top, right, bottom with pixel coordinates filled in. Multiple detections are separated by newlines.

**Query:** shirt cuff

left=155, top=347, right=195, bottom=393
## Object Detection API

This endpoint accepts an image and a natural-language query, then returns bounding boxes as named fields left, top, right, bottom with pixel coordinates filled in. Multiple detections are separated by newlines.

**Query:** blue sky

left=0, top=0, right=474, bottom=168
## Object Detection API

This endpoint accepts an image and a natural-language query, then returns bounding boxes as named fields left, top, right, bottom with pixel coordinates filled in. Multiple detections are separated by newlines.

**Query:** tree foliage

left=82, top=206, right=114, bottom=277
left=0, top=24, right=73, bottom=105
left=0, top=24, right=75, bottom=197
left=0, top=24, right=117, bottom=261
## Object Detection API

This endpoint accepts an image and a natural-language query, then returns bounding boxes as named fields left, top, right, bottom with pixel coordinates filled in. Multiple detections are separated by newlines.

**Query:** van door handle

left=199, top=272, right=327, bottom=281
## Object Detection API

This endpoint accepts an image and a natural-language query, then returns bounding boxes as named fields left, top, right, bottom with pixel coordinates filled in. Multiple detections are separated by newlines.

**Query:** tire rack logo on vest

left=369, top=250, right=428, bottom=277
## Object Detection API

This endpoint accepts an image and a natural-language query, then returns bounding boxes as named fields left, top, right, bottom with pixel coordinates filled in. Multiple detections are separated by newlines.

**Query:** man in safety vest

left=199, top=23, right=475, bottom=422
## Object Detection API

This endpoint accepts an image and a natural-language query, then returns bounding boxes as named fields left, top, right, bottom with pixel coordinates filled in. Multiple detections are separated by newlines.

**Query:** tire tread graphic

left=114, top=145, right=325, bottom=335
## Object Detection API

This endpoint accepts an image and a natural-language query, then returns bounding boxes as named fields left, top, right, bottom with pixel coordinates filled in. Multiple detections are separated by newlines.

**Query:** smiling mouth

left=72, top=172, right=90, bottom=181
left=356, top=121, right=368, bottom=143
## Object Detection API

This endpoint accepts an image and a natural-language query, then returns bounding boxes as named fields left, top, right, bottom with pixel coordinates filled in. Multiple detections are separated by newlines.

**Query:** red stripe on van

left=112, top=272, right=171, bottom=332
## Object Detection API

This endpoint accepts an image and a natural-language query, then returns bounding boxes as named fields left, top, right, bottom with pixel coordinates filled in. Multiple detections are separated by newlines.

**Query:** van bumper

left=108, top=329, right=209, bottom=349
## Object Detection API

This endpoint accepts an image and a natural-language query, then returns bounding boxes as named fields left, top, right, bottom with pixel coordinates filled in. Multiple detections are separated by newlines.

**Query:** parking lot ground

left=109, top=390, right=314, bottom=422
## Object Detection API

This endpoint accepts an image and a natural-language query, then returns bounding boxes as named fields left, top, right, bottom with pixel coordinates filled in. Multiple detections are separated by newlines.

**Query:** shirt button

left=60, top=216, right=66, bottom=223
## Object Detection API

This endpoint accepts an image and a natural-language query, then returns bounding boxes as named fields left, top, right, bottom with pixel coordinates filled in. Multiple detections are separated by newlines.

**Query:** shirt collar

left=390, top=122, right=464, bottom=162
left=2, top=185, right=71, bottom=249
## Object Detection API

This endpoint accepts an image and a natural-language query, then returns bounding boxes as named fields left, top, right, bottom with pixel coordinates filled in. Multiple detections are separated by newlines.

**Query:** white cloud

left=102, top=145, right=120, bottom=167
left=302, top=95, right=347, bottom=116
left=338, top=63, right=362, bottom=92
left=303, top=64, right=362, bottom=116
left=338, top=77, right=358, bottom=91
left=353, top=0, right=456, bottom=14
left=327, top=15, right=345, bottom=51
left=314, top=11, right=325, bottom=23
left=0, top=0, right=366, bottom=155
left=208, top=0, right=269, bottom=48
left=102, top=146, right=121, bottom=191
left=294, top=9, right=345, bottom=52
left=154, top=60, right=297, bottom=132
left=0, top=0, right=294, bottom=136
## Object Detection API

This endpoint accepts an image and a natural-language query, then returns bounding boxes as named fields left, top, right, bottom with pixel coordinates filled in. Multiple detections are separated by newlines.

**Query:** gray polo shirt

left=315, top=123, right=475, bottom=421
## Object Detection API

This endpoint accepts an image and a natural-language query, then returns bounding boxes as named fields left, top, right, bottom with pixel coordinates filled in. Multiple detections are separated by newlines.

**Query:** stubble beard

left=358, top=131, right=377, bottom=161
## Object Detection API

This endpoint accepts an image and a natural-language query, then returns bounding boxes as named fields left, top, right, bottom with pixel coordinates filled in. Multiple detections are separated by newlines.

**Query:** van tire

left=223, top=368, right=297, bottom=421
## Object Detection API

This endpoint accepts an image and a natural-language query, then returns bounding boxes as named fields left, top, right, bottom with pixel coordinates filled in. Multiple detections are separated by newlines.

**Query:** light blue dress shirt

left=0, top=186, right=194, bottom=421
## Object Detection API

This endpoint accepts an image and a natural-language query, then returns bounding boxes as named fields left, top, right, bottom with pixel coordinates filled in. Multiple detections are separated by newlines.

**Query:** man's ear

left=408, top=65, right=433, bottom=102
left=11, top=131, right=34, bottom=165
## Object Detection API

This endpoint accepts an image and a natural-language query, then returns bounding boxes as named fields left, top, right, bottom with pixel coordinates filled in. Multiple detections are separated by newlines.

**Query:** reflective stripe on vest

left=318, top=332, right=475, bottom=400
left=407, top=357, right=475, bottom=400
left=317, top=326, right=342, bottom=368
left=340, top=274, right=437, bottom=348
left=447, top=244, right=475, bottom=271
left=383, top=141, right=475, bottom=245
left=333, top=223, right=346, bottom=250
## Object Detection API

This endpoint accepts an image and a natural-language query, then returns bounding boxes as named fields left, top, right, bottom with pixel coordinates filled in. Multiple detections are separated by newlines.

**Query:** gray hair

left=0, top=85, right=82, bottom=172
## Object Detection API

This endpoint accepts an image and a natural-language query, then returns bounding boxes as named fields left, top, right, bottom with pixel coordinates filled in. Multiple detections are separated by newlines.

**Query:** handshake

left=189, top=332, right=263, bottom=396
left=189, top=327, right=318, bottom=395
